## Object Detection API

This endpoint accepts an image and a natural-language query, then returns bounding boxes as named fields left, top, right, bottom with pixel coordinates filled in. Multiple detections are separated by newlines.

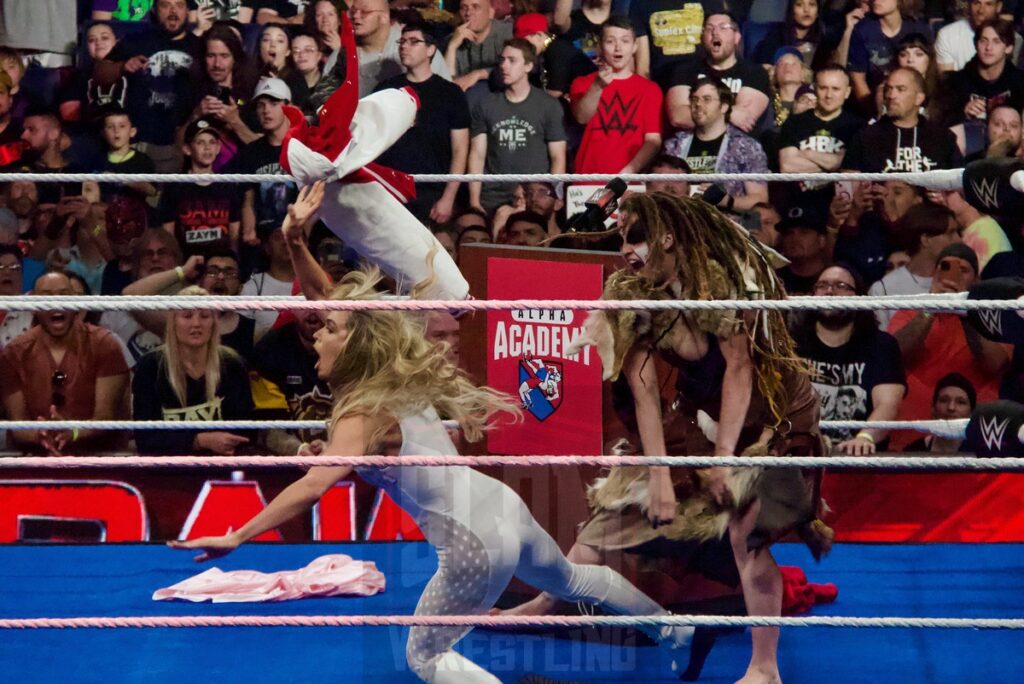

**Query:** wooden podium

left=456, top=243, right=742, bottom=609
left=457, top=242, right=625, bottom=552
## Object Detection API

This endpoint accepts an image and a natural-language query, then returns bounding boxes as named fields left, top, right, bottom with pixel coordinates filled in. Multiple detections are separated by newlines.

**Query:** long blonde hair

left=326, top=269, right=518, bottom=446
left=160, top=285, right=232, bottom=408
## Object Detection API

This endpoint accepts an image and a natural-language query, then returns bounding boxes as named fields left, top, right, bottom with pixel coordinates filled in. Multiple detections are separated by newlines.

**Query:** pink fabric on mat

left=153, top=554, right=386, bottom=603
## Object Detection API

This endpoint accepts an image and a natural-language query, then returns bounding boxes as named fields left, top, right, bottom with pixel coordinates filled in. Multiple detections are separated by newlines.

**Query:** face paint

left=632, top=243, right=650, bottom=265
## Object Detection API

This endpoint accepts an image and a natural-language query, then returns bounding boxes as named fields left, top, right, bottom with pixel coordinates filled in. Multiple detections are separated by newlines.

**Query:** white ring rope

left=0, top=418, right=969, bottom=436
left=0, top=454, right=1018, bottom=470
left=0, top=170, right=965, bottom=187
left=0, top=614, right=1019, bottom=630
left=0, top=294, right=1007, bottom=313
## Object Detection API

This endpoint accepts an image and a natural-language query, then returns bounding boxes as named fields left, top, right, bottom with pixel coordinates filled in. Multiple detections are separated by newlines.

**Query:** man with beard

left=103, top=0, right=203, bottom=172
left=251, top=310, right=331, bottom=456
left=0, top=271, right=130, bottom=454
left=665, top=13, right=771, bottom=133
left=119, top=246, right=256, bottom=360
left=795, top=264, right=906, bottom=454
left=101, top=229, right=184, bottom=364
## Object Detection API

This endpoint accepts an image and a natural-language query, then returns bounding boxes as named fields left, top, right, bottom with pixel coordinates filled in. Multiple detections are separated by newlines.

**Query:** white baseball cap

left=253, top=77, right=292, bottom=102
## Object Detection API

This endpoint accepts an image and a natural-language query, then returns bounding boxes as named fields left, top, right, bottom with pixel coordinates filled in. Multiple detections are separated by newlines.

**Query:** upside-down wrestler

left=276, top=11, right=467, bottom=300
left=501, top=193, right=832, bottom=684
left=171, top=268, right=699, bottom=683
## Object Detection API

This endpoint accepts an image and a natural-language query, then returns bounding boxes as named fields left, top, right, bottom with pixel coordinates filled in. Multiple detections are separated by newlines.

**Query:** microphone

left=567, top=178, right=628, bottom=233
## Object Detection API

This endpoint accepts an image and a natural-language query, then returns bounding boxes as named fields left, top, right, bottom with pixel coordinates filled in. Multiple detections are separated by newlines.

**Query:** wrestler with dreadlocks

left=497, top=192, right=831, bottom=684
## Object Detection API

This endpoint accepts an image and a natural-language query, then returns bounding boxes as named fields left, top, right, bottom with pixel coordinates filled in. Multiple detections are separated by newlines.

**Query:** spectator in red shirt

left=570, top=17, right=663, bottom=174
left=0, top=271, right=129, bottom=454
left=888, top=243, right=1011, bottom=450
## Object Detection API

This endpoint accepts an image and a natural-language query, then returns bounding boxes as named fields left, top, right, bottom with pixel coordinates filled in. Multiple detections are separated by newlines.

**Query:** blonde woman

left=172, top=270, right=696, bottom=683
left=132, top=286, right=254, bottom=455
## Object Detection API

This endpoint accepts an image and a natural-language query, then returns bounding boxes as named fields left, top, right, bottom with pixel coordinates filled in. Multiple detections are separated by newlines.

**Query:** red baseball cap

left=514, top=13, right=549, bottom=39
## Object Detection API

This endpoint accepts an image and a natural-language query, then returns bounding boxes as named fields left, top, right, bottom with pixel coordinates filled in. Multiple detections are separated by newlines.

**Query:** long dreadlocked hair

left=618, top=192, right=806, bottom=424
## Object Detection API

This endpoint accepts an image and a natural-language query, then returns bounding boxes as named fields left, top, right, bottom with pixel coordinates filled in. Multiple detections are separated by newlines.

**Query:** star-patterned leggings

left=406, top=508, right=682, bottom=683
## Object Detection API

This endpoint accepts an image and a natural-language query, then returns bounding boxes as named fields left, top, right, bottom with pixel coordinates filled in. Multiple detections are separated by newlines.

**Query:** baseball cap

left=514, top=14, right=549, bottom=39
left=772, top=46, right=803, bottom=64
left=777, top=204, right=828, bottom=234
left=184, top=118, right=222, bottom=144
left=253, top=77, right=292, bottom=103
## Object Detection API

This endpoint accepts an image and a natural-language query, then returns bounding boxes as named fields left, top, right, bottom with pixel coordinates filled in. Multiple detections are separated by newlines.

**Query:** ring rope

left=0, top=614, right=1019, bottom=630
left=0, top=170, right=965, bottom=186
left=1, top=454, right=1018, bottom=470
left=0, top=294, right=1005, bottom=313
left=0, top=418, right=967, bottom=434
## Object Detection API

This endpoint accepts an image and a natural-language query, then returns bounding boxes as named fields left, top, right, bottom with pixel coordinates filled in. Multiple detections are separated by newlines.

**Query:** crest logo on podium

left=517, top=357, right=563, bottom=421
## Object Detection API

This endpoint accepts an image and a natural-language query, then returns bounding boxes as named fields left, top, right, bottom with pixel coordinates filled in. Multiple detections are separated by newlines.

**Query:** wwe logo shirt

left=570, top=73, right=664, bottom=173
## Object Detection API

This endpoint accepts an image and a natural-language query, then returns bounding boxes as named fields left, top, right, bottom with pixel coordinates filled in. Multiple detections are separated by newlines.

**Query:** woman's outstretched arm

left=169, top=415, right=372, bottom=561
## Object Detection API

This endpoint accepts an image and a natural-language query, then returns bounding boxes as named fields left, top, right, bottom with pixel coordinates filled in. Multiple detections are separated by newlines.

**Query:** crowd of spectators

left=0, top=0, right=1022, bottom=457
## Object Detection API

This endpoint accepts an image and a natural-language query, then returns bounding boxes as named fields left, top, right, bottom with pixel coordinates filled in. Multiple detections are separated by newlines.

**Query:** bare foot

left=488, top=593, right=558, bottom=618
left=734, top=666, right=782, bottom=684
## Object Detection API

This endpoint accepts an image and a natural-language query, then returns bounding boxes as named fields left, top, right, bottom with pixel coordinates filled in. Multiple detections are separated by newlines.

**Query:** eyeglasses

left=292, top=47, right=319, bottom=56
left=0, top=263, right=22, bottom=272
left=690, top=95, right=721, bottom=105
left=525, top=187, right=555, bottom=199
left=813, top=281, right=856, bottom=295
left=703, top=23, right=736, bottom=33
left=397, top=38, right=426, bottom=47
left=204, top=267, right=239, bottom=280
left=51, top=370, right=67, bottom=409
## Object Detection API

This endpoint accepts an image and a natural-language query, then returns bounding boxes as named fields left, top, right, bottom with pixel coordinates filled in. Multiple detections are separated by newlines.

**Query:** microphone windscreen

left=966, top=277, right=1024, bottom=343
left=963, top=158, right=1024, bottom=215
left=964, top=400, right=1024, bottom=456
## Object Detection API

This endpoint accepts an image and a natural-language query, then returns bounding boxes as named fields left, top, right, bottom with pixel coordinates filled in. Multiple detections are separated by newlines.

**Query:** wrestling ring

left=1, top=169, right=1023, bottom=683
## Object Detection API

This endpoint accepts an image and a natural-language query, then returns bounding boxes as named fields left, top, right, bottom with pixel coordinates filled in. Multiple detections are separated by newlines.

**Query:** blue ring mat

left=1, top=542, right=1021, bottom=683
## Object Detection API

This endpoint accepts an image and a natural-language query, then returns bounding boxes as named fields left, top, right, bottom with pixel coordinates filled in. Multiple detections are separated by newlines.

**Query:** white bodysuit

left=356, top=407, right=692, bottom=683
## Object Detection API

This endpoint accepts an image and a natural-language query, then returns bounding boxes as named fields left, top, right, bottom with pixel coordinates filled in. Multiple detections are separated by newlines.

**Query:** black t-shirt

left=629, top=0, right=727, bottom=88
left=780, top=109, right=862, bottom=196
left=221, top=314, right=256, bottom=362
left=686, top=132, right=725, bottom=174
left=252, top=321, right=332, bottom=443
left=375, top=74, right=471, bottom=177
left=100, top=261, right=133, bottom=296
left=670, top=58, right=772, bottom=97
left=797, top=327, right=906, bottom=440
left=563, top=9, right=603, bottom=60
left=230, top=136, right=295, bottom=238
left=131, top=348, right=254, bottom=454
left=945, top=60, right=1024, bottom=126
left=253, top=0, right=308, bottom=18
left=102, top=150, right=156, bottom=203
left=157, top=182, right=242, bottom=257
left=543, top=38, right=597, bottom=95
left=107, top=29, right=202, bottom=146
left=844, top=118, right=963, bottom=173
left=775, top=266, right=823, bottom=296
